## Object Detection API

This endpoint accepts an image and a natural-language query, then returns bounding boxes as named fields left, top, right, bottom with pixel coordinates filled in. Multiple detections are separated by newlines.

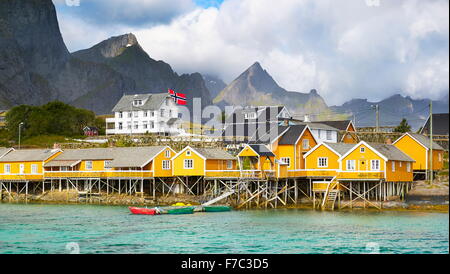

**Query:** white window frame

left=118, top=122, right=123, bottom=130
left=162, top=160, right=171, bottom=170
left=227, top=160, right=233, bottom=169
left=31, top=164, right=38, bottom=174
left=391, top=161, right=395, bottom=172
left=104, top=160, right=112, bottom=170
left=318, top=157, right=328, bottom=168
left=244, top=112, right=257, bottom=119
left=326, top=130, right=332, bottom=141
left=407, top=162, right=411, bottom=172
left=280, top=157, right=291, bottom=167
left=346, top=160, right=356, bottom=171
left=86, top=161, right=93, bottom=170
left=302, top=139, right=309, bottom=150
left=184, top=159, right=193, bottom=169
left=19, top=164, right=25, bottom=174
left=360, top=147, right=365, bottom=153
left=370, top=160, right=380, bottom=171
left=165, top=150, right=171, bottom=158
left=118, top=111, right=123, bottom=118
left=5, top=164, right=11, bottom=174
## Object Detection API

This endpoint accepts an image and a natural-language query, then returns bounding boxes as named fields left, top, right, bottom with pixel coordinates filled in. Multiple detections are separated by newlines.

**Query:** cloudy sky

left=53, top=0, right=449, bottom=105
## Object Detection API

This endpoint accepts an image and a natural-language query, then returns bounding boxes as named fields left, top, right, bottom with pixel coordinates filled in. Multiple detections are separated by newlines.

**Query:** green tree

left=394, top=118, right=411, bottom=133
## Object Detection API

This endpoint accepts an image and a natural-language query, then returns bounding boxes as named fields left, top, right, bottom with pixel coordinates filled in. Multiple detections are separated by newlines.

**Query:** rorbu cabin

left=269, top=125, right=318, bottom=177
left=338, top=141, right=415, bottom=182
left=171, top=146, right=238, bottom=178
left=44, top=146, right=175, bottom=179
left=237, top=144, right=278, bottom=178
left=0, top=149, right=61, bottom=182
left=393, top=133, right=445, bottom=175
left=303, top=142, right=355, bottom=178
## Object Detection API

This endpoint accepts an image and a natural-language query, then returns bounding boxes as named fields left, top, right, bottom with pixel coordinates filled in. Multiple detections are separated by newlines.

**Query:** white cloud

left=56, top=0, right=449, bottom=105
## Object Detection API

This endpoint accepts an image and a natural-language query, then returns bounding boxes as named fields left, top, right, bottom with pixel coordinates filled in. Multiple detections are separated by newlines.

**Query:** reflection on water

left=0, top=204, right=448, bottom=254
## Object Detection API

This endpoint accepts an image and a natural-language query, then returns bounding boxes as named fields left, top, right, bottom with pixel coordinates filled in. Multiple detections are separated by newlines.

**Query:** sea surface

left=0, top=203, right=448, bottom=254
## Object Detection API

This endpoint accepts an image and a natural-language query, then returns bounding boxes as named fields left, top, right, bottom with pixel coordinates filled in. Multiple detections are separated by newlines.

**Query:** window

left=150, top=121, right=155, bottom=129
left=280, top=157, right=291, bottom=167
left=160, top=109, right=165, bottom=117
left=144, top=111, right=148, bottom=117
left=165, top=150, right=171, bottom=158
left=127, top=122, right=132, bottom=129
left=151, top=111, right=155, bottom=117
left=318, top=157, right=328, bottom=168
left=5, top=164, right=11, bottom=174
left=317, top=129, right=322, bottom=138
left=19, top=164, right=25, bottom=174
left=143, top=121, right=148, bottom=129
left=186, top=150, right=191, bottom=156
left=302, top=139, right=309, bottom=150
left=133, top=111, right=138, bottom=118
left=399, top=162, right=402, bottom=167
left=360, top=147, right=365, bottom=153
left=31, top=164, right=38, bottom=174
left=244, top=112, right=257, bottom=119
left=439, top=153, right=442, bottom=162
left=326, top=130, right=332, bottom=140
left=104, top=161, right=112, bottom=170
left=86, top=161, right=93, bottom=170
left=162, top=160, right=171, bottom=170
left=184, top=159, right=193, bottom=169
left=370, top=160, right=380, bottom=171
left=227, top=160, right=233, bottom=169
left=133, top=99, right=143, bottom=106
left=128, top=112, right=132, bottom=118
left=134, top=121, right=139, bottom=129
left=391, top=161, right=395, bottom=172
left=119, top=112, right=123, bottom=118
left=118, top=122, right=123, bottom=130
left=407, top=162, right=411, bottom=172
left=61, top=166, right=68, bottom=171
left=346, top=160, right=356, bottom=170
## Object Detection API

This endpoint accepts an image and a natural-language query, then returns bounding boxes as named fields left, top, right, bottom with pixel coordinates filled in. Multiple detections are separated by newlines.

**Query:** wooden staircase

left=321, top=177, right=340, bottom=210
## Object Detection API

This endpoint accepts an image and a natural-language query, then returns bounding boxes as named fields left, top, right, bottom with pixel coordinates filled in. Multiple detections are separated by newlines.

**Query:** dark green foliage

left=5, top=101, right=104, bottom=142
left=394, top=118, right=412, bottom=133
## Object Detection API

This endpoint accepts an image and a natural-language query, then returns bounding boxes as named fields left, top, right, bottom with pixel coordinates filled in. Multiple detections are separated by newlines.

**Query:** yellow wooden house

left=0, top=149, right=62, bottom=181
left=338, top=141, right=414, bottom=182
left=172, top=146, right=238, bottom=178
left=393, top=132, right=445, bottom=172
left=269, top=125, right=318, bottom=177
left=303, top=142, right=355, bottom=178
left=237, top=144, right=283, bottom=178
left=44, top=146, right=176, bottom=179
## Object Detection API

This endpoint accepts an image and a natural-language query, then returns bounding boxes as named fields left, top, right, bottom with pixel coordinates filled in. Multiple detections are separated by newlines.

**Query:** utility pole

left=18, top=122, right=24, bottom=149
left=429, top=100, right=433, bottom=184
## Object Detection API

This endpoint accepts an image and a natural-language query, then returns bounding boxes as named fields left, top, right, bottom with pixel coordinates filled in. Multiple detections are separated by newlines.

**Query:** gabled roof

left=251, top=124, right=289, bottom=144
left=247, top=144, right=275, bottom=157
left=420, top=113, right=449, bottom=136
left=112, top=93, right=170, bottom=112
left=313, top=120, right=354, bottom=131
left=367, top=143, right=415, bottom=162
left=297, top=122, right=339, bottom=131
left=303, top=142, right=354, bottom=158
left=173, top=146, right=235, bottom=160
left=45, top=146, right=169, bottom=168
left=394, top=132, right=444, bottom=151
left=278, top=125, right=318, bottom=145
left=0, top=148, right=14, bottom=158
left=0, top=149, right=61, bottom=162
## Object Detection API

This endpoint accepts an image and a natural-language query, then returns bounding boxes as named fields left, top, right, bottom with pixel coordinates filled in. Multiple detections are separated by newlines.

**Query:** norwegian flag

left=168, top=89, right=187, bottom=105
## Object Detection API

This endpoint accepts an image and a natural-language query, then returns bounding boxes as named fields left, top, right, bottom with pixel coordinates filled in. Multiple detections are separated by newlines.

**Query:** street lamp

left=18, top=122, right=24, bottom=149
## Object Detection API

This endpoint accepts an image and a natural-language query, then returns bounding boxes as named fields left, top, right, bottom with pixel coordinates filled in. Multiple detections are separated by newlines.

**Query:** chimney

left=304, top=115, right=310, bottom=123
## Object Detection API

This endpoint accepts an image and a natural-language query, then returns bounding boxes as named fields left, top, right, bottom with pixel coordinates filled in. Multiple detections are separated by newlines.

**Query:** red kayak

left=129, top=207, right=159, bottom=215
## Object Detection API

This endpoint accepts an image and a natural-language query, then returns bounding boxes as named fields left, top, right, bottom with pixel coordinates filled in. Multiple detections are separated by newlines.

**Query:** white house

left=106, top=93, right=184, bottom=136
left=299, top=122, right=339, bottom=143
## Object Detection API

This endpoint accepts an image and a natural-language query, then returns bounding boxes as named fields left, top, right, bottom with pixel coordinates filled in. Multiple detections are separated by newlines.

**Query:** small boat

left=166, top=206, right=195, bottom=215
left=203, top=205, right=232, bottom=212
left=129, top=207, right=159, bottom=215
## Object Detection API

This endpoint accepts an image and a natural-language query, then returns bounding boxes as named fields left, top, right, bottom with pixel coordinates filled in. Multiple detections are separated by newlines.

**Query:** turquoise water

left=0, top=203, right=448, bottom=254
